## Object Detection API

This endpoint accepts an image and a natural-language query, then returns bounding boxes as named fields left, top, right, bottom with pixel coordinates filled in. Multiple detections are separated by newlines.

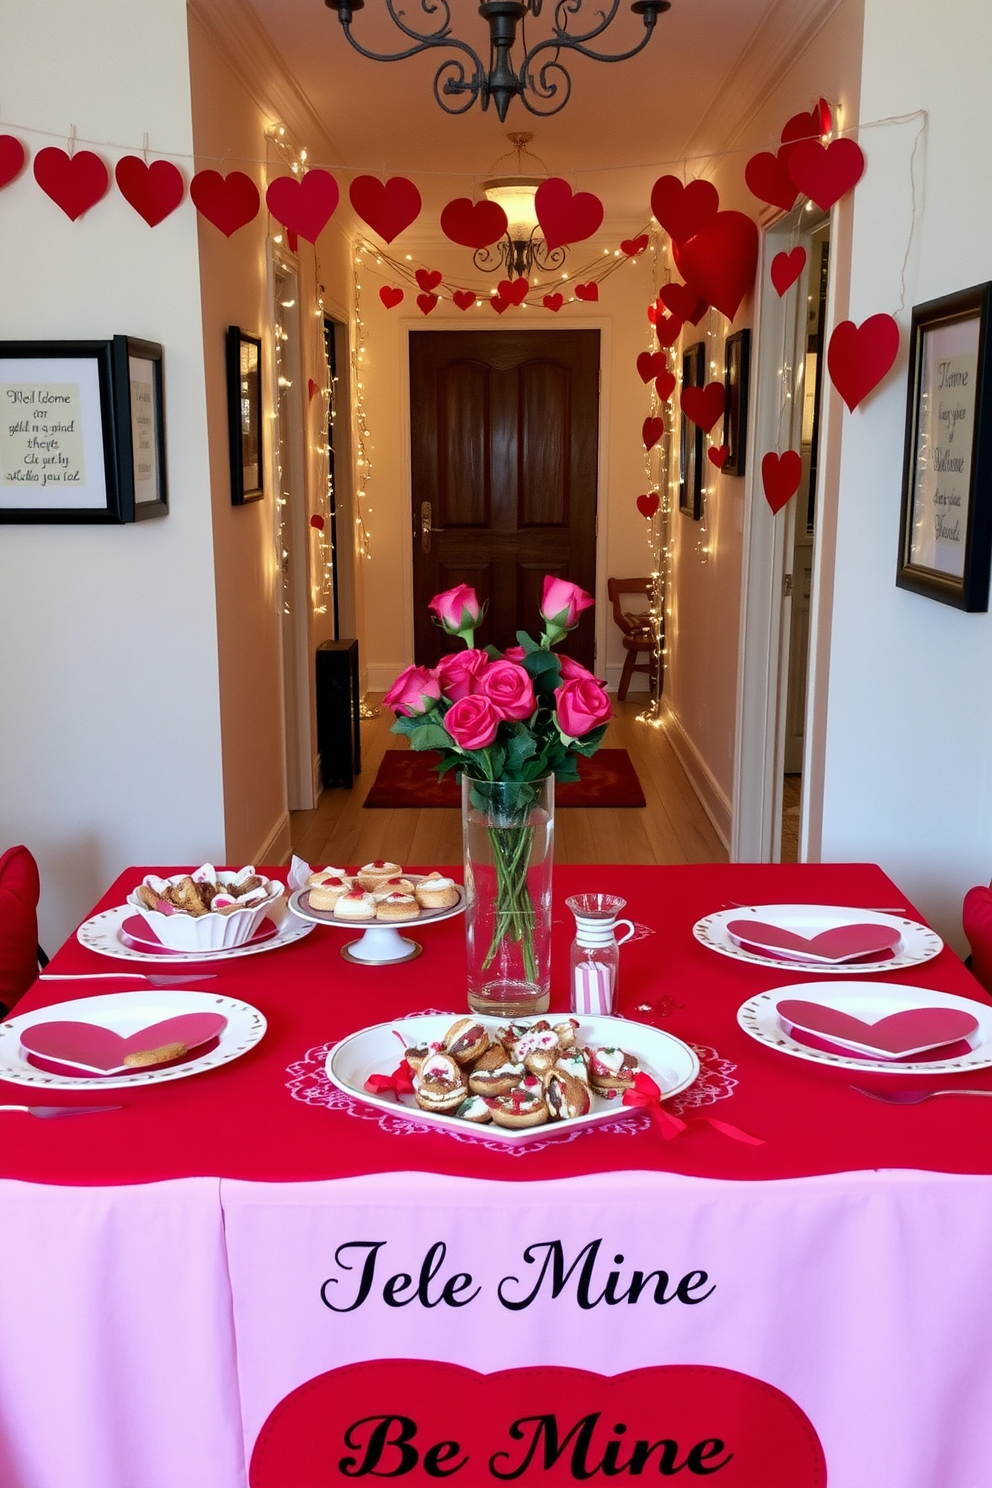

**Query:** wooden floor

left=290, top=696, right=728, bottom=868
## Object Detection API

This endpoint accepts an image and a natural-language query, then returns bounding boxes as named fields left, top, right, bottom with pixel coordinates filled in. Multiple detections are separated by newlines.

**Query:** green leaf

left=504, top=730, right=538, bottom=774
left=484, top=644, right=503, bottom=661
left=389, top=715, right=418, bottom=738
left=515, top=630, right=542, bottom=653
left=408, top=723, right=457, bottom=752
left=554, top=759, right=581, bottom=783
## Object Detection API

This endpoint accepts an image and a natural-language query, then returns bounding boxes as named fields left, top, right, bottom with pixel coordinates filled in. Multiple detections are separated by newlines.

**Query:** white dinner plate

left=737, top=981, right=992, bottom=1076
left=76, top=894, right=312, bottom=964
left=289, top=880, right=465, bottom=964
left=694, top=903, right=942, bottom=975
left=326, top=1012, right=699, bottom=1143
left=0, top=990, right=266, bottom=1090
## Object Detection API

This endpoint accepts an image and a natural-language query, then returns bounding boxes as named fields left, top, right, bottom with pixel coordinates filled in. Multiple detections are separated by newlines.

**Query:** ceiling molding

left=187, top=0, right=344, bottom=165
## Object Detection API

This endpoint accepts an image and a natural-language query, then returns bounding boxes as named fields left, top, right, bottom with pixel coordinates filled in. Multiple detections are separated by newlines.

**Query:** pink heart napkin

left=727, top=919, right=901, bottom=962
left=777, top=999, right=979, bottom=1059
left=20, top=1012, right=228, bottom=1073
left=120, top=914, right=277, bottom=954
left=789, top=1025, right=975, bottom=1064
left=735, top=937, right=895, bottom=966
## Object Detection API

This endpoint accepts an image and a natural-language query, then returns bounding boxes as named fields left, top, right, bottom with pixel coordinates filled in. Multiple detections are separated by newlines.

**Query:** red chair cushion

left=963, top=885, right=992, bottom=995
left=0, top=845, right=41, bottom=1009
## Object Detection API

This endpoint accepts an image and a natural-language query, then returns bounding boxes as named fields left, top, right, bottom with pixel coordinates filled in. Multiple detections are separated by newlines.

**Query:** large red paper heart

left=650, top=175, right=719, bottom=245
left=642, top=416, right=665, bottom=451
left=778, top=102, right=828, bottom=164
left=33, top=147, right=109, bottom=220
left=498, top=277, right=529, bottom=306
left=655, top=312, right=682, bottom=349
left=727, top=919, right=901, bottom=961
left=190, top=170, right=260, bottom=237
left=777, top=1000, right=979, bottom=1058
left=744, top=150, right=799, bottom=213
left=452, top=289, right=475, bottom=311
left=636, top=350, right=666, bottom=384
left=115, top=156, right=184, bottom=227
left=620, top=233, right=648, bottom=256
left=680, top=381, right=726, bottom=433
left=771, top=246, right=807, bottom=296
left=827, top=314, right=899, bottom=411
left=658, top=281, right=708, bottom=324
left=673, top=211, right=758, bottom=321
left=415, top=268, right=442, bottom=293
left=542, top=293, right=563, bottom=312
left=535, top=177, right=604, bottom=252
left=20, top=1012, right=228, bottom=1072
left=416, top=293, right=438, bottom=316
left=655, top=368, right=677, bottom=402
left=787, top=137, right=865, bottom=211
left=349, top=174, right=420, bottom=243
left=761, top=450, right=802, bottom=513
left=708, top=444, right=729, bottom=469
left=574, top=281, right=598, bottom=302
left=379, top=286, right=404, bottom=310
left=266, top=169, right=339, bottom=243
left=250, top=1359, right=826, bottom=1488
left=0, top=135, right=27, bottom=189
left=440, top=196, right=507, bottom=249
left=636, top=492, right=660, bottom=518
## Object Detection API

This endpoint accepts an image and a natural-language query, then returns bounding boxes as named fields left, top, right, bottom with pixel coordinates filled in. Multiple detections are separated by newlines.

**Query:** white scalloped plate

left=76, top=895, right=312, bottom=964
left=694, top=903, right=942, bottom=975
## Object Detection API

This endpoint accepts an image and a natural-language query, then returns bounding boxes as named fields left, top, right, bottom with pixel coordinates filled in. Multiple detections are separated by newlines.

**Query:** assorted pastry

left=304, top=861, right=461, bottom=921
left=131, top=865, right=282, bottom=919
left=393, top=1017, right=641, bottom=1130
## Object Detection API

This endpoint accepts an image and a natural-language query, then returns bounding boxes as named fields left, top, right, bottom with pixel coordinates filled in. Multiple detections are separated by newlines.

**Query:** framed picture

left=679, top=341, right=704, bottom=519
left=226, top=326, right=263, bottom=505
left=0, top=338, right=166, bottom=524
left=897, top=282, right=992, bottom=611
left=723, top=327, right=751, bottom=477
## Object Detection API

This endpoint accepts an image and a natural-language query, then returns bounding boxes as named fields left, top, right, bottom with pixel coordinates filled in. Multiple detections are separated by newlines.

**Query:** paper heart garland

left=309, top=513, right=325, bottom=530
left=378, top=286, right=403, bottom=309
left=190, top=169, right=260, bottom=236
left=266, top=169, right=339, bottom=244
left=452, top=289, right=476, bottom=311
left=673, top=210, right=759, bottom=321
left=655, top=312, right=683, bottom=349
left=250, top=1359, right=827, bottom=1488
left=33, top=147, right=109, bottom=220
left=637, top=492, right=660, bottom=518
left=416, top=292, right=438, bottom=316
left=490, top=295, right=509, bottom=315
left=348, top=174, right=420, bottom=242
left=761, top=449, right=803, bottom=513
left=0, top=135, right=27, bottom=189
left=440, top=196, right=507, bottom=249
left=642, top=416, right=665, bottom=451
left=542, top=292, right=563, bottom=312
left=776, top=999, right=978, bottom=1058
left=650, top=174, right=719, bottom=244
left=658, top=281, right=708, bottom=325
left=770, top=246, right=807, bottom=296
left=534, top=177, right=604, bottom=251
left=655, top=369, right=677, bottom=402
left=827, top=314, right=900, bottom=411
left=415, top=268, right=442, bottom=293
left=680, top=381, right=726, bottom=433
left=744, top=150, right=799, bottom=213
left=778, top=100, right=831, bottom=164
left=20, top=1012, right=227, bottom=1073
left=114, top=156, right=184, bottom=227
left=708, top=444, right=729, bottom=469
left=307, top=378, right=319, bottom=402
left=620, top=233, right=649, bottom=256
left=574, top=281, right=599, bottom=302
left=636, top=350, right=667, bottom=384
left=787, top=137, right=865, bottom=211
left=646, top=303, right=658, bottom=324
left=497, top=277, right=529, bottom=306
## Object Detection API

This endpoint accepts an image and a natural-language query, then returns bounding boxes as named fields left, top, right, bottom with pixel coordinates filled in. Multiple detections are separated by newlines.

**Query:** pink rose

left=428, top=583, right=483, bottom=638
left=503, top=645, right=527, bottom=662
left=435, top=648, right=489, bottom=701
left=555, top=677, right=612, bottom=739
left=477, top=660, right=536, bottom=721
left=383, top=664, right=442, bottom=718
left=557, top=653, right=599, bottom=684
left=540, top=576, right=595, bottom=633
left=445, top=694, right=501, bottom=751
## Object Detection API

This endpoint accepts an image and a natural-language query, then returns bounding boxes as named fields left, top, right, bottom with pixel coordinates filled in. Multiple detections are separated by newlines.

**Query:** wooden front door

left=410, top=329, right=600, bottom=670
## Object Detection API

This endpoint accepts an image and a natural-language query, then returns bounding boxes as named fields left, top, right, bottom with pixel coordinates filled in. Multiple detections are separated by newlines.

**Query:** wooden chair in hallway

left=607, top=577, right=662, bottom=702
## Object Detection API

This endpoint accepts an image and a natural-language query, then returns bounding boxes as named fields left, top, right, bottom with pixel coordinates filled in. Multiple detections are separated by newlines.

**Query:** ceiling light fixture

left=477, top=133, right=564, bottom=280
left=324, top=0, right=672, bottom=121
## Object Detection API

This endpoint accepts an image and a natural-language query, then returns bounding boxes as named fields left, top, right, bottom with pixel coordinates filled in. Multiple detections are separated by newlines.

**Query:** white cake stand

left=288, top=882, right=465, bottom=965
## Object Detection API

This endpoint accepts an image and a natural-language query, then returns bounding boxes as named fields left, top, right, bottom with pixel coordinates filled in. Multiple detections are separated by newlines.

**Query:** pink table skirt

left=3, top=1169, right=992, bottom=1487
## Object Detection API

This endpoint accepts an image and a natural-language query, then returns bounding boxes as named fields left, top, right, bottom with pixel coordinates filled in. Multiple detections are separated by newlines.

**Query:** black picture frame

left=111, top=335, right=168, bottom=521
left=897, top=282, right=992, bottom=611
left=723, top=327, right=751, bottom=477
left=0, top=338, right=155, bottom=524
left=679, top=341, right=704, bottom=519
left=226, top=325, right=263, bottom=505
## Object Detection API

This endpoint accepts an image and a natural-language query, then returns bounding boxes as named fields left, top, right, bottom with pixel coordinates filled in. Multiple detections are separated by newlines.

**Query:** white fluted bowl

left=126, top=871, right=285, bottom=952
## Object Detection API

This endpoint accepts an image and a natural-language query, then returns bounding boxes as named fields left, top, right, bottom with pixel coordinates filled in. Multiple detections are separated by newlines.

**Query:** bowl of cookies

left=126, top=865, right=285, bottom=952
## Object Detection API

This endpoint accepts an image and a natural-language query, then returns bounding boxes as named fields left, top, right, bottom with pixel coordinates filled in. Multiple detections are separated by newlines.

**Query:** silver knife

left=0, top=1104, right=123, bottom=1118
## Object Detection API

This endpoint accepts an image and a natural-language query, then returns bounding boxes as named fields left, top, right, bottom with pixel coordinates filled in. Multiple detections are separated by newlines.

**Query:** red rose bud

left=427, top=583, right=484, bottom=642
left=382, top=664, right=442, bottom=718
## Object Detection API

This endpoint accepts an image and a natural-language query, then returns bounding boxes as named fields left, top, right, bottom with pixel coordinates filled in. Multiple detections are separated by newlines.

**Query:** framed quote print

left=226, top=325, right=264, bottom=505
left=897, top=282, right=992, bottom=610
left=723, top=328, right=751, bottom=477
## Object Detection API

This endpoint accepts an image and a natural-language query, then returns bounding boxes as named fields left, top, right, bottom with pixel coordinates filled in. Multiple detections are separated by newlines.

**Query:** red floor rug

left=364, top=749, right=646, bottom=809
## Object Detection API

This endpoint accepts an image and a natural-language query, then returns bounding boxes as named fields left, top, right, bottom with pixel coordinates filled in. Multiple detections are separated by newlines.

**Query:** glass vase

left=462, top=775, right=554, bottom=1017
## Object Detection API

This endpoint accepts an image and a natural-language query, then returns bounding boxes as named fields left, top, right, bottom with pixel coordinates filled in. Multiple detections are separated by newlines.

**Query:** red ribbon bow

left=364, top=1059, right=415, bottom=1098
left=622, top=1072, right=764, bottom=1146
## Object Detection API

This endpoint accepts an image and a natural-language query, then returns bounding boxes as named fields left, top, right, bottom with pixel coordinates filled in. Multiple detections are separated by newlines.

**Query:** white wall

left=0, top=0, right=224, bottom=947
left=819, top=0, right=992, bottom=946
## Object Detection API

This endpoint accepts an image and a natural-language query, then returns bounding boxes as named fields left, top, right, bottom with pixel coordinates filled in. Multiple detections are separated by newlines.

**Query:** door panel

left=410, top=330, right=600, bottom=670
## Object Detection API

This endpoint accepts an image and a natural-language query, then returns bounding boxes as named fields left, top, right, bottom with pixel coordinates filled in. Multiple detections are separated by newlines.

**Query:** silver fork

left=39, top=973, right=217, bottom=987
left=851, top=1085, right=992, bottom=1105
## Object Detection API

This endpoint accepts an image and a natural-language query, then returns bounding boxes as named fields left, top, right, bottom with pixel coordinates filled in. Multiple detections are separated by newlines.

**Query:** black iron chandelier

left=325, top=0, right=672, bottom=121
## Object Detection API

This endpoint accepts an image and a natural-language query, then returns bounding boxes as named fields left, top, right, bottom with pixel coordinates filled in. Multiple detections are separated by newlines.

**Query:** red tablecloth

left=3, top=862, right=989, bottom=1186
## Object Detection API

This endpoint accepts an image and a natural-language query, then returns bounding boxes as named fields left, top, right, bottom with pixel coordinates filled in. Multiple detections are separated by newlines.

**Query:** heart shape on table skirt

left=20, top=1012, right=228, bottom=1071
left=726, top=919, right=901, bottom=961
left=249, top=1359, right=827, bottom=1488
left=777, top=1000, right=979, bottom=1058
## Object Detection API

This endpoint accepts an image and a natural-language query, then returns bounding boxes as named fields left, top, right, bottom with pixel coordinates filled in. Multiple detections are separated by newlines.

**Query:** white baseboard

left=660, top=701, right=732, bottom=849
left=257, top=812, right=292, bottom=867
left=366, top=663, right=407, bottom=693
